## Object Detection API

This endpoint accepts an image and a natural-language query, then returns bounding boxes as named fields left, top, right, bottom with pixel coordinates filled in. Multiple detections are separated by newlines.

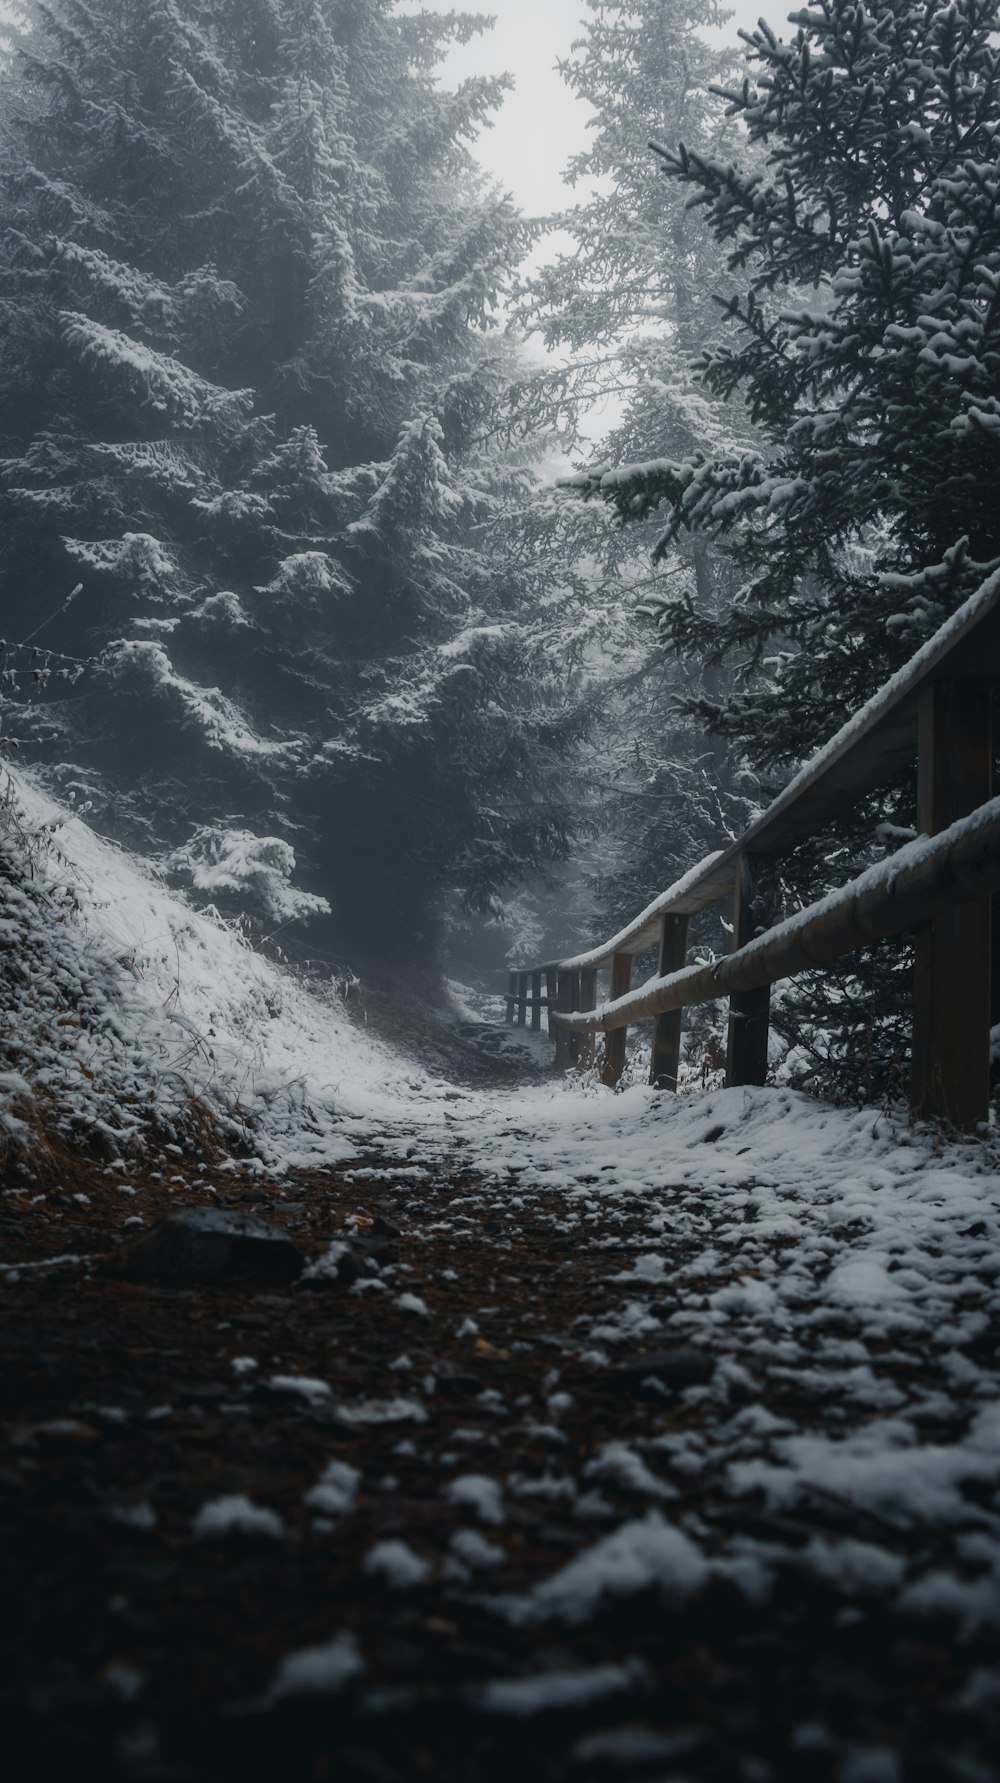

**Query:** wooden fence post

left=726, top=854, right=770, bottom=1087
left=568, top=971, right=582, bottom=1064
left=516, top=971, right=529, bottom=1028
left=911, top=681, right=992, bottom=1129
left=505, top=971, right=516, bottom=1025
left=601, top=951, right=632, bottom=1086
left=545, top=968, right=557, bottom=1035
left=530, top=970, right=542, bottom=1032
left=578, top=967, right=598, bottom=1069
left=554, top=970, right=573, bottom=1069
left=651, top=913, right=689, bottom=1089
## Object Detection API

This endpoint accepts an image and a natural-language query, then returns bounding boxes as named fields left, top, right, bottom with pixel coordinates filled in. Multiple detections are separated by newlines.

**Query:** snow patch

left=266, top=1631, right=364, bottom=1701
left=445, top=1474, right=505, bottom=1525
left=305, top=1460, right=360, bottom=1518
left=498, top=1514, right=710, bottom=1625
left=363, top=1540, right=431, bottom=1589
left=474, top=1657, right=649, bottom=1716
left=193, top=1495, right=283, bottom=1540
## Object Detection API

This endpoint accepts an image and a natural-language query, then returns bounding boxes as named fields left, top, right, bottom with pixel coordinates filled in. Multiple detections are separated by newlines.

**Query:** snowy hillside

left=0, top=766, right=463, bottom=1183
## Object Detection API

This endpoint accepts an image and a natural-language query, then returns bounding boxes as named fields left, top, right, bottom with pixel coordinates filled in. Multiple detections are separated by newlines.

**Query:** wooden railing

left=507, top=570, right=1000, bottom=1132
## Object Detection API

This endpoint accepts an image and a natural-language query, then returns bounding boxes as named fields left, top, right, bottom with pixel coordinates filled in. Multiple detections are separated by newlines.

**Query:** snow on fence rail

left=506, top=572, right=1000, bottom=1132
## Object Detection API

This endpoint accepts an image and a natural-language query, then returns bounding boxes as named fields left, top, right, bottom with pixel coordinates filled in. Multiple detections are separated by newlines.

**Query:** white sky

left=404, top=1, right=791, bottom=215
left=397, top=1, right=788, bottom=447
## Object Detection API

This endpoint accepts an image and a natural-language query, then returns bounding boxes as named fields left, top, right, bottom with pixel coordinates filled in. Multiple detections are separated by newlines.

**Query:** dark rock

left=434, top=1369, right=485, bottom=1399
left=611, top=1346, right=715, bottom=1395
left=107, top=1208, right=304, bottom=1285
left=333, top=1240, right=365, bottom=1283
left=354, top=1230, right=395, bottom=1268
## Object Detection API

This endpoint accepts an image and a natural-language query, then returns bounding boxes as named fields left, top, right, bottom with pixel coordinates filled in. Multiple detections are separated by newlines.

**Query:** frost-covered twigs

left=0, top=624, right=98, bottom=758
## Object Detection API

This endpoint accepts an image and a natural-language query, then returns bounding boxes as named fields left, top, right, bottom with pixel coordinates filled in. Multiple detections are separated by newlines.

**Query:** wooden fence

left=506, top=571, right=1000, bottom=1132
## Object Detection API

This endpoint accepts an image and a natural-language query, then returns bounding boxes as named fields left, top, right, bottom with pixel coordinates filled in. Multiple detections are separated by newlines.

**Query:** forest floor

left=2, top=1073, right=1000, bottom=1783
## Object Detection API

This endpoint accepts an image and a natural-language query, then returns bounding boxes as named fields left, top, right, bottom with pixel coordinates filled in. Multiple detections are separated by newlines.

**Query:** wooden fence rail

left=505, top=570, right=1000, bottom=1132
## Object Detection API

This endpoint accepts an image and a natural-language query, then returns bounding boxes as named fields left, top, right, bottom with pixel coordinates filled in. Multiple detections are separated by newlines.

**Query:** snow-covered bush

left=165, top=827, right=330, bottom=925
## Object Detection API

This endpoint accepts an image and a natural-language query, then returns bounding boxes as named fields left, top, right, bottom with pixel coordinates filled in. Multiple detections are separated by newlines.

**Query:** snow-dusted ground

left=4, top=766, right=1000, bottom=1706
left=434, top=1082, right=1000, bottom=1640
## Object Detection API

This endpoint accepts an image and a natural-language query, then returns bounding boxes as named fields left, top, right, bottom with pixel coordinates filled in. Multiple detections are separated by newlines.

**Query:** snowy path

left=3, top=1083, right=1000, bottom=1781
left=3, top=771, right=1000, bottom=1776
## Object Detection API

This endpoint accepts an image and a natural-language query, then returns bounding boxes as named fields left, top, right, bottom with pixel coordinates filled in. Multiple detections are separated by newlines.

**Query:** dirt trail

left=1, top=1148, right=997, bottom=1783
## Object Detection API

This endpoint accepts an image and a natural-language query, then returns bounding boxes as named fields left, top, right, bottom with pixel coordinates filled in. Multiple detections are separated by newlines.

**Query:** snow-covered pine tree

left=578, top=0, right=1000, bottom=1094
left=0, top=0, right=577, bottom=956
left=510, top=0, right=759, bottom=949
left=517, top=0, right=738, bottom=416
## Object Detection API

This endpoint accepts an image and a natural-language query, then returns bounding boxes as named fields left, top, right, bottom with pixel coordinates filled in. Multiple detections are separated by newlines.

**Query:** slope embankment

left=2, top=771, right=999, bottom=1781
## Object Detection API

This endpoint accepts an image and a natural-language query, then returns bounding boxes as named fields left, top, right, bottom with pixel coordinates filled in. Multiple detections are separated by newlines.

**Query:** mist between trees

left=3, top=0, right=1000, bottom=1101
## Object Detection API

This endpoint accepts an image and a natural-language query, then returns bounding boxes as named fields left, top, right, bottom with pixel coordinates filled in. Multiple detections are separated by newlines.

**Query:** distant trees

left=569, top=0, right=1000, bottom=1094
left=0, top=0, right=579, bottom=958
left=513, top=0, right=758, bottom=939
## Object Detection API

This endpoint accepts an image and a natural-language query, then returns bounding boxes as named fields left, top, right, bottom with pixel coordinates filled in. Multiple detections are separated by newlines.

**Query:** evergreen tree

left=0, top=0, right=577, bottom=957
left=592, top=0, right=1000, bottom=762
left=512, top=0, right=759, bottom=953
left=577, top=0, right=1000, bottom=1093
left=517, top=0, right=739, bottom=413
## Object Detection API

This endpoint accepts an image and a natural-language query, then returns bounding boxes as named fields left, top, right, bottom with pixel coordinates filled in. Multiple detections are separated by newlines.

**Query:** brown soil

left=0, top=1152, right=996, bottom=1783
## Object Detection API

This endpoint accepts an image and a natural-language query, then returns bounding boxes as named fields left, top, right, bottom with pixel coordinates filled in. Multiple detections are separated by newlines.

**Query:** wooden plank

left=726, top=855, right=770, bottom=1088
left=601, top=952, right=632, bottom=1086
left=911, top=683, right=992, bottom=1129
left=505, top=971, right=516, bottom=1025
left=530, top=970, right=542, bottom=1032
left=650, top=914, right=688, bottom=1089
left=548, top=795, right=1000, bottom=1037
left=516, top=971, right=529, bottom=1028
